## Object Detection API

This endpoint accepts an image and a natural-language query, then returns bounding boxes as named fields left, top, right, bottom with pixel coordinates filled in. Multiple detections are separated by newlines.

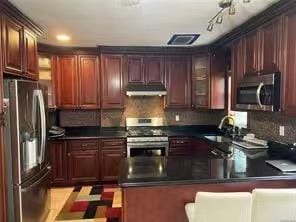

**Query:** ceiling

left=9, top=0, right=280, bottom=47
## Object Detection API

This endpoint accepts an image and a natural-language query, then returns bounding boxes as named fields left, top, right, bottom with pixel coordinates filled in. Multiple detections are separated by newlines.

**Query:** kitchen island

left=118, top=146, right=296, bottom=222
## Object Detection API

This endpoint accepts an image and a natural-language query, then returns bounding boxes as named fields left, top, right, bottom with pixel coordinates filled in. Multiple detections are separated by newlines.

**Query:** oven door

left=127, top=142, right=169, bottom=157
left=236, top=82, right=275, bottom=111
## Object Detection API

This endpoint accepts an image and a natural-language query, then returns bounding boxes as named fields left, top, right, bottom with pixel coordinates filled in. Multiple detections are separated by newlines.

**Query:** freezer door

left=18, top=166, right=51, bottom=222
left=7, top=80, right=47, bottom=185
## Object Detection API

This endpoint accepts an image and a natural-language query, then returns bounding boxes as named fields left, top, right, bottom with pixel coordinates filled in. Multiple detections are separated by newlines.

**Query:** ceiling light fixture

left=207, top=0, right=250, bottom=32
left=121, top=0, right=140, bottom=7
left=56, top=34, right=71, bottom=41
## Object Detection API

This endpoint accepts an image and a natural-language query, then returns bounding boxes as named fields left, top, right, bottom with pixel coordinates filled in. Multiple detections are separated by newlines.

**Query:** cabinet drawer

left=169, top=137, right=192, bottom=147
left=68, top=140, right=98, bottom=150
left=101, top=139, right=126, bottom=148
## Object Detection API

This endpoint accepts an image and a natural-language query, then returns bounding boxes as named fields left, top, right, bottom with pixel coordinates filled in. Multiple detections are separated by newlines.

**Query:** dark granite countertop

left=49, top=125, right=221, bottom=140
left=118, top=146, right=296, bottom=188
left=49, top=126, right=128, bottom=140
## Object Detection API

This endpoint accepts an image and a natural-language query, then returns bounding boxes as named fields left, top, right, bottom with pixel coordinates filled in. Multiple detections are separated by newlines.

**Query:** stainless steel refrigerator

left=3, top=79, right=51, bottom=222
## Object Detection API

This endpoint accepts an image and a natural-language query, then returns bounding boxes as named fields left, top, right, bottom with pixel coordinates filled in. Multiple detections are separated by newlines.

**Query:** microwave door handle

left=36, top=90, right=46, bottom=164
left=256, top=83, right=264, bottom=108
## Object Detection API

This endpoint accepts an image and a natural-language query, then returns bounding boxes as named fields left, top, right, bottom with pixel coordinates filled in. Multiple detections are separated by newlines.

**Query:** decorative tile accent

left=248, top=112, right=296, bottom=143
left=59, top=110, right=100, bottom=127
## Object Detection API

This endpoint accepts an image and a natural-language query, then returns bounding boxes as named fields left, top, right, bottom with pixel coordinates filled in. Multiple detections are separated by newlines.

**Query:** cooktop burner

left=128, top=128, right=167, bottom=137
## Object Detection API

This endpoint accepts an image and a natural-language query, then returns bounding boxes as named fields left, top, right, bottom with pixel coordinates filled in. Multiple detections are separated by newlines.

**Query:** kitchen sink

left=204, top=135, right=232, bottom=143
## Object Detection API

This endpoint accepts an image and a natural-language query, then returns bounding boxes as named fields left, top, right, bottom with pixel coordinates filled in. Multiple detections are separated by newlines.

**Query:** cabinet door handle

left=68, top=153, right=71, bottom=156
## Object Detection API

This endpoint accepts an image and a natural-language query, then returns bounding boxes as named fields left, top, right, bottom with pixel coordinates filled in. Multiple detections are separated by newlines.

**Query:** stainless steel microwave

left=236, top=73, right=281, bottom=112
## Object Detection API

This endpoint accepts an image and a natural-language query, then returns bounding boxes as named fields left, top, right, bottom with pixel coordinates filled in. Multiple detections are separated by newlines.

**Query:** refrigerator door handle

left=35, top=90, right=46, bottom=164
left=21, top=168, right=50, bottom=192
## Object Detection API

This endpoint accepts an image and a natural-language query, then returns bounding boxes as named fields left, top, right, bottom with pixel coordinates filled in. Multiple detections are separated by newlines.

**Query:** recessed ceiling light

left=56, top=34, right=71, bottom=41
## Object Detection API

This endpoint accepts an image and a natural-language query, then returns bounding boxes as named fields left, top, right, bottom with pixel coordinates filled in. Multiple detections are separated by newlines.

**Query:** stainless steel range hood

left=126, top=84, right=167, bottom=96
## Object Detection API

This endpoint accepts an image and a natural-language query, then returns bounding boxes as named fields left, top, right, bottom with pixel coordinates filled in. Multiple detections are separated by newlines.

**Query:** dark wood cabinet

left=144, top=56, right=164, bottom=85
left=127, top=55, right=145, bottom=84
left=68, top=149, right=99, bottom=183
left=192, top=53, right=225, bottom=109
left=49, top=141, right=68, bottom=185
left=24, top=30, right=38, bottom=79
left=165, top=56, right=191, bottom=109
left=2, top=14, right=23, bottom=75
left=243, top=31, right=260, bottom=75
left=231, top=39, right=245, bottom=110
left=169, top=137, right=193, bottom=156
left=101, top=54, right=125, bottom=109
left=282, top=9, right=296, bottom=115
left=258, top=18, right=282, bottom=74
left=100, top=139, right=126, bottom=181
left=78, top=55, right=100, bottom=109
left=56, top=55, right=78, bottom=109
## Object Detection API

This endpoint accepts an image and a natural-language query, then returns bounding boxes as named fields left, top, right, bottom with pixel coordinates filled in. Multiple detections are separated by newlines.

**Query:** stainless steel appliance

left=3, top=79, right=50, bottom=222
left=236, top=73, right=281, bottom=111
left=126, top=118, right=169, bottom=157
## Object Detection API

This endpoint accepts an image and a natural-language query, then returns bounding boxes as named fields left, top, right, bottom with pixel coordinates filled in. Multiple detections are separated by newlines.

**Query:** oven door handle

left=127, top=142, right=169, bottom=148
left=256, top=82, right=264, bottom=108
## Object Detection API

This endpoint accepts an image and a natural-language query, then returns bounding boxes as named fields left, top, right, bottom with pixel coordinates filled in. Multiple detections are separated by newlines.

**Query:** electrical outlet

left=176, top=115, right=180, bottom=122
left=279, top=126, right=285, bottom=136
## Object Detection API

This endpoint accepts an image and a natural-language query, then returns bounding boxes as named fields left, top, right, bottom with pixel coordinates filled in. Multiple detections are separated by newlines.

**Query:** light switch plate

left=176, top=115, right=180, bottom=122
left=279, top=126, right=285, bottom=136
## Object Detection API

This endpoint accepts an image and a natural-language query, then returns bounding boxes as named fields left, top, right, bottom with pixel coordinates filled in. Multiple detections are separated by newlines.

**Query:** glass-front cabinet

left=38, top=55, right=55, bottom=109
left=192, top=55, right=210, bottom=108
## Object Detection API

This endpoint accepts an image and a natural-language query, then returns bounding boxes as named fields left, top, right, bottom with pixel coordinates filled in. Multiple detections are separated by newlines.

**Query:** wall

left=248, top=112, right=296, bottom=144
left=58, top=97, right=225, bottom=127
left=101, top=97, right=225, bottom=127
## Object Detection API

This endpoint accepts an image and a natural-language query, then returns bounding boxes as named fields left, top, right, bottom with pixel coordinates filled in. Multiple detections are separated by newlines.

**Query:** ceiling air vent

left=167, top=34, right=200, bottom=45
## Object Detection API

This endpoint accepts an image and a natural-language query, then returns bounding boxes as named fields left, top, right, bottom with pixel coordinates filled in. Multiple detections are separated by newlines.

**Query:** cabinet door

left=2, top=14, right=23, bottom=75
left=127, top=55, right=145, bottom=84
left=101, top=54, right=124, bottom=109
left=49, top=142, right=68, bottom=185
left=283, top=10, right=296, bottom=115
left=24, top=30, right=38, bottom=79
left=243, top=31, right=259, bottom=75
left=231, top=39, right=245, bottom=110
left=101, top=149, right=125, bottom=181
left=259, top=18, right=282, bottom=74
left=68, top=150, right=99, bottom=183
left=165, top=56, right=191, bottom=108
left=192, top=55, right=210, bottom=108
left=144, top=56, right=164, bottom=85
left=78, top=55, right=100, bottom=109
left=56, top=55, right=78, bottom=109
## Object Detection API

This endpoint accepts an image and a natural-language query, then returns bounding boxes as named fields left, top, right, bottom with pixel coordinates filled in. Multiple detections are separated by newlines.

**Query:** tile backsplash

left=59, top=110, right=100, bottom=127
left=248, top=112, right=296, bottom=144
left=101, top=97, right=225, bottom=127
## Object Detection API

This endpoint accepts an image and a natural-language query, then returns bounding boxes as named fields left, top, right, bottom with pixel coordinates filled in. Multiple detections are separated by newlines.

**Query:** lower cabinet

left=100, top=139, right=126, bottom=182
left=49, top=138, right=126, bottom=186
left=49, top=141, right=68, bottom=185
left=169, top=137, right=211, bottom=156
left=68, top=149, right=100, bottom=183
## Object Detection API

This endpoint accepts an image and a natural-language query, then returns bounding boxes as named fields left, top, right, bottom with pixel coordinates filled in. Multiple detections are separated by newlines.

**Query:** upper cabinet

left=243, top=31, right=260, bottom=75
left=1, top=13, right=39, bottom=79
left=127, top=55, right=145, bottom=84
left=55, top=55, right=100, bottom=109
left=144, top=56, right=164, bottom=85
left=2, top=14, right=23, bottom=75
left=258, top=18, right=282, bottom=74
left=192, top=53, right=225, bottom=109
left=126, top=55, right=164, bottom=85
left=282, top=9, right=296, bottom=115
left=56, top=55, right=78, bottom=109
left=165, top=56, right=191, bottom=109
left=101, top=54, right=125, bottom=109
left=78, top=55, right=100, bottom=109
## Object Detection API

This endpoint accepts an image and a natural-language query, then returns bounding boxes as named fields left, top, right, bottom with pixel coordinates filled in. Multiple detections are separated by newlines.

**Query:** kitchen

left=0, top=0, right=296, bottom=222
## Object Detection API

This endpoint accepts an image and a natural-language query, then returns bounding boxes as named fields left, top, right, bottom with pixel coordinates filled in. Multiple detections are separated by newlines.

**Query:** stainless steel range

left=126, top=118, right=169, bottom=157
